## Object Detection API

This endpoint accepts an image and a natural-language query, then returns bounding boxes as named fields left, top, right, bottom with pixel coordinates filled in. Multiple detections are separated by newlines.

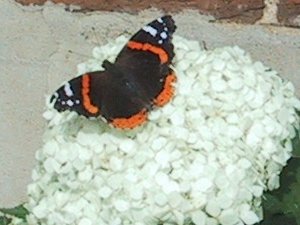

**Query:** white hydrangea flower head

left=27, top=35, right=300, bottom=225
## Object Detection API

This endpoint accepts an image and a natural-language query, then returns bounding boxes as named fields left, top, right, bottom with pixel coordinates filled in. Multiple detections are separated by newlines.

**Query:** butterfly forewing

left=51, top=71, right=108, bottom=117
left=114, top=15, right=176, bottom=103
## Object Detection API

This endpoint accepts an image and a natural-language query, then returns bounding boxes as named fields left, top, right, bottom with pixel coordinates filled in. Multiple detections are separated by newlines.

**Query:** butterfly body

left=51, top=16, right=177, bottom=129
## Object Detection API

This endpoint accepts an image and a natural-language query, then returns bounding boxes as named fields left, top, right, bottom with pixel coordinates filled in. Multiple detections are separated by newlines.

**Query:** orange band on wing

left=82, top=74, right=100, bottom=114
left=127, top=41, right=168, bottom=64
left=154, top=73, right=177, bottom=107
left=111, top=109, right=148, bottom=129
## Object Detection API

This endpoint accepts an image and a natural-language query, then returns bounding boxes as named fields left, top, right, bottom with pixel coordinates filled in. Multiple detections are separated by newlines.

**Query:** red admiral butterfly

left=50, top=15, right=176, bottom=129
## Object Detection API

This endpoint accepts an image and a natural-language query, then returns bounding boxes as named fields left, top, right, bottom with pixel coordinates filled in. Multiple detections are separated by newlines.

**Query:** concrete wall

left=0, top=0, right=299, bottom=206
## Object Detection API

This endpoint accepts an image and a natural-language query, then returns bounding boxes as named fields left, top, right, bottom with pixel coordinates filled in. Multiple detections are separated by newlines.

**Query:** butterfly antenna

left=66, top=50, right=91, bottom=59
left=91, top=27, right=101, bottom=46
left=202, top=40, right=208, bottom=50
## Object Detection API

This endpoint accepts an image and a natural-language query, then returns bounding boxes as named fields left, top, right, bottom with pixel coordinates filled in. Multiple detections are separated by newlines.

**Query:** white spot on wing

left=66, top=99, right=74, bottom=106
left=158, top=40, right=163, bottom=44
left=75, top=100, right=80, bottom=104
left=64, top=82, right=73, bottom=97
left=157, top=18, right=163, bottom=23
left=160, top=31, right=168, bottom=39
left=142, top=25, right=158, bottom=37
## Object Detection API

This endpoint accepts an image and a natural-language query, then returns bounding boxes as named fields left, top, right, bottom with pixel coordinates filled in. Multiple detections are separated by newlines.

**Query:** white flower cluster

left=27, top=35, right=300, bottom=225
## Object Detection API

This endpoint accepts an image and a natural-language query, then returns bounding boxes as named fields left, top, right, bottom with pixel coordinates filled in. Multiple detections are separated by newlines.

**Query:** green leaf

left=257, top=212, right=297, bottom=225
left=0, top=205, right=28, bottom=220
left=262, top=193, right=282, bottom=213
left=0, top=216, right=12, bottom=225
left=292, top=128, right=300, bottom=157
left=281, top=170, right=300, bottom=224
left=258, top=157, right=300, bottom=225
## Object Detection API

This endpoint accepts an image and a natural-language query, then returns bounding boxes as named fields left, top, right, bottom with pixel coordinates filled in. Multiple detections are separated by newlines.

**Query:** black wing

left=112, top=15, right=176, bottom=103
left=50, top=71, right=108, bottom=118
left=51, top=16, right=176, bottom=129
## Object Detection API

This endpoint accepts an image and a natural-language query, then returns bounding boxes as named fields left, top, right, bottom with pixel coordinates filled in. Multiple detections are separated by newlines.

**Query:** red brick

left=278, top=0, right=300, bottom=27
left=288, top=0, right=300, bottom=3
left=15, top=0, right=264, bottom=24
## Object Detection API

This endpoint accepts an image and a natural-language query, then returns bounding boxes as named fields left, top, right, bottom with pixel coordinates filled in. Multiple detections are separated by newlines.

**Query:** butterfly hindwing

left=98, top=68, right=149, bottom=129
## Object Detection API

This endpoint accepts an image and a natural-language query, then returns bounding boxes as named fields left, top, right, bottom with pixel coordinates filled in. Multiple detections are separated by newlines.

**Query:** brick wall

left=16, top=0, right=300, bottom=27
